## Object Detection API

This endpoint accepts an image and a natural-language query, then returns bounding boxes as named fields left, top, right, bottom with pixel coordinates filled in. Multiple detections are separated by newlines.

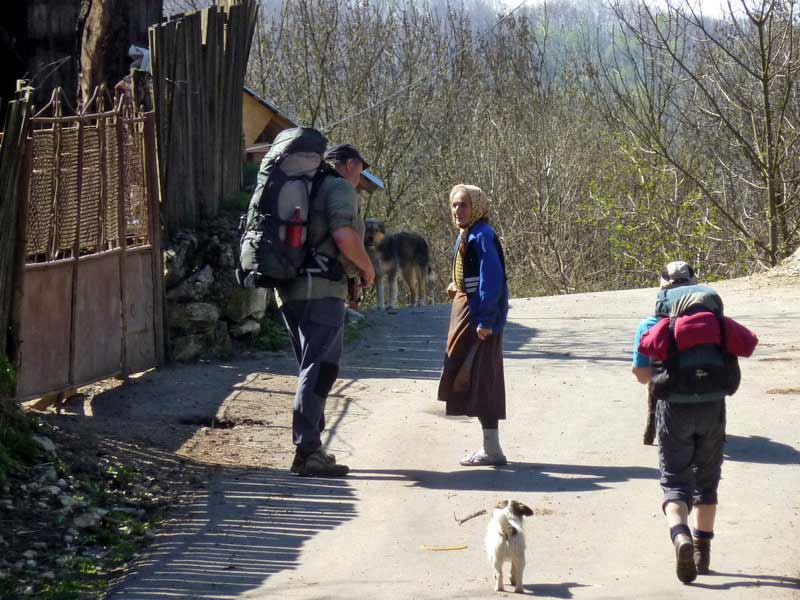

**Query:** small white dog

left=485, top=499, right=534, bottom=593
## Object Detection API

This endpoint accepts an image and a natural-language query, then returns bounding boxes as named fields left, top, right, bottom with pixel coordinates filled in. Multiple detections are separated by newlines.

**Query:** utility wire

left=320, top=0, right=532, bottom=133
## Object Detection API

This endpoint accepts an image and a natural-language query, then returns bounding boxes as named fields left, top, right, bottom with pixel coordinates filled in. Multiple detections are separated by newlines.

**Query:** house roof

left=241, top=87, right=385, bottom=193
left=242, top=86, right=298, bottom=127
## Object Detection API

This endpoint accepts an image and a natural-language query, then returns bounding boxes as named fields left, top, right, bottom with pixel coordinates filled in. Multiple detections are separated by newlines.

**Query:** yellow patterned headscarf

left=450, top=184, right=491, bottom=290
left=450, top=184, right=490, bottom=232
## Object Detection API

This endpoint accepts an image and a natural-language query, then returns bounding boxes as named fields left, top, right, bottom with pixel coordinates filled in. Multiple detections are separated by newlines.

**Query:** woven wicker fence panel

left=79, top=125, right=102, bottom=253
left=27, top=129, right=56, bottom=258
left=104, top=119, right=120, bottom=249
left=122, top=122, right=149, bottom=247
left=55, top=126, right=79, bottom=255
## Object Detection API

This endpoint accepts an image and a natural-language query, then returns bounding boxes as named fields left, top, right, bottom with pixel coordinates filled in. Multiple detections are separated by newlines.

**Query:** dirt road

left=103, top=276, right=799, bottom=599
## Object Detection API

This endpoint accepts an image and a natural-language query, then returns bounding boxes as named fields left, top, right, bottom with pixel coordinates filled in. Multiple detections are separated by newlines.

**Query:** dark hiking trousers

left=656, top=398, right=726, bottom=511
left=280, top=298, right=345, bottom=456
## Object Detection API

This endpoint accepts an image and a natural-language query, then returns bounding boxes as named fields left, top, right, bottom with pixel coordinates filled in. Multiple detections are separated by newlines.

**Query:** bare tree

left=597, top=0, right=800, bottom=266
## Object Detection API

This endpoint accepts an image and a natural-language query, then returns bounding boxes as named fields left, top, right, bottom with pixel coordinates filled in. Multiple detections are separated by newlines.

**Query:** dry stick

left=453, top=509, right=487, bottom=525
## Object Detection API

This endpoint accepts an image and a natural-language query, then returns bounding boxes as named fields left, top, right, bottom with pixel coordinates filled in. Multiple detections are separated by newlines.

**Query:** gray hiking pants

left=656, top=398, right=726, bottom=511
left=280, top=298, right=345, bottom=456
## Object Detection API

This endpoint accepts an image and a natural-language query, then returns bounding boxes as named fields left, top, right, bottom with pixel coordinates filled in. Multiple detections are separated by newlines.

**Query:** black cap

left=324, top=143, right=370, bottom=170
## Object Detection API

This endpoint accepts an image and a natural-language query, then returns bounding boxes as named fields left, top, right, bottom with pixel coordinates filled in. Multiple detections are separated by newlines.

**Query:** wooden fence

left=149, top=0, right=258, bottom=233
left=6, top=86, right=164, bottom=400
left=0, top=88, right=32, bottom=359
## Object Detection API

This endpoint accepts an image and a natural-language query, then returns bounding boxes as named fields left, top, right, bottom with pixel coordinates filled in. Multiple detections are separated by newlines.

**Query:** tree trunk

left=79, top=0, right=114, bottom=107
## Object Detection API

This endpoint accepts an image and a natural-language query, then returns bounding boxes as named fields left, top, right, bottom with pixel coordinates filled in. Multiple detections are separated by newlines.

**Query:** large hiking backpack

left=237, top=127, right=342, bottom=288
left=648, top=285, right=742, bottom=401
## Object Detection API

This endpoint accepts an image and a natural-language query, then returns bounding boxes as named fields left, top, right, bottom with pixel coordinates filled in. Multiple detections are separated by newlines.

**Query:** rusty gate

left=15, top=89, right=164, bottom=400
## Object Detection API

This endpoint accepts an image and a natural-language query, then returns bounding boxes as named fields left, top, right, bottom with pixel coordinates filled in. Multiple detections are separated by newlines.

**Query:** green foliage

left=0, top=394, right=38, bottom=482
left=0, top=354, right=15, bottom=397
left=222, top=191, right=251, bottom=214
left=241, top=162, right=259, bottom=192
left=344, top=318, right=368, bottom=346
left=255, top=313, right=290, bottom=351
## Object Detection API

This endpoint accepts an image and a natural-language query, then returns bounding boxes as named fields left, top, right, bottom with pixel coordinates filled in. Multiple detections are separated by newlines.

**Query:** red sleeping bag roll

left=722, top=316, right=759, bottom=358
left=637, top=318, right=671, bottom=361
left=674, top=312, right=720, bottom=351
left=637, top=314, right=758, bottom=360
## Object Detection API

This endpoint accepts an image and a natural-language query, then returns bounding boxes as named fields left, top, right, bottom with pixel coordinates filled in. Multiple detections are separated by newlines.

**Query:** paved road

left=110, top=279, right=800, bottom=599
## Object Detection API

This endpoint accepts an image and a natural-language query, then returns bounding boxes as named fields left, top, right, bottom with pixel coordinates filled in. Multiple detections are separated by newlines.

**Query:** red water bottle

left=286, top=207, right=303, bottom=248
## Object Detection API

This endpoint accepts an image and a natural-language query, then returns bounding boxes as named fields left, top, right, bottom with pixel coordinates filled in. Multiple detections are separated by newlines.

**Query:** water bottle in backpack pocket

left=237, top=127, right=328, bottom=288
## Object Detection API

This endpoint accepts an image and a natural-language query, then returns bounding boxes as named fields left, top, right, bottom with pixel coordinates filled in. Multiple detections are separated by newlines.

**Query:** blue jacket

left=453, top=221, right=509, bottom=333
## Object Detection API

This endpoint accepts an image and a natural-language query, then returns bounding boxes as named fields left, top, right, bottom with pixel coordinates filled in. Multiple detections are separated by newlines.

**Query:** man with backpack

left=239, top=130, right=374, bottom=477
left=631, top=262, right=735, bottom=584
left=282, top=143, right=374, bottom=477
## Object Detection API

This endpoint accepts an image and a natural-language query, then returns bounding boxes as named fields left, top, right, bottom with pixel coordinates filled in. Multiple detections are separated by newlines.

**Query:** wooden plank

left=115, top=114, right=129, bottom=379
left=67, top=116, right=85, bottom=385
left=143, top=112, right=166, bottom=366
left=10, top=114, right=32, bottom=374
left=16, top=263, right=73, bottom=398
left=123, top=251, right=156, bottom=373
left=72, top=252, right=122, bottom=384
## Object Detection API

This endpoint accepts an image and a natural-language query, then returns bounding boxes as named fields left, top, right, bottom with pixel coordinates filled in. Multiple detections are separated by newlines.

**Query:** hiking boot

left=694, top=537, right=711, bottom=574
left=674, top=533, right=697, bottom=584
left=295, top=450, right=349, bottom=477
left=290, top=449, right=336, bottom=474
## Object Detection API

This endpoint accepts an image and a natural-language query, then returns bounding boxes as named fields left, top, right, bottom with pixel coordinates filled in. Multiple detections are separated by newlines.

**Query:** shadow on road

left=724, top=434, right=800, bottom=465
left=343, top=306, right=543, bottom=381
left=108, top=469, right=356, bottom=599
left=692, top=571, right=800, bottom=591
left=349, top=462, right=660, bottom=494
left=524, top=581, right=592, bottom=598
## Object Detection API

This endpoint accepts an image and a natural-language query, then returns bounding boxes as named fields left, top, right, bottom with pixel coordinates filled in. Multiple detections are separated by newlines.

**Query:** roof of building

left=242, top=86, right=298, bottom=127
left=242, top=88, right=384, bottom=193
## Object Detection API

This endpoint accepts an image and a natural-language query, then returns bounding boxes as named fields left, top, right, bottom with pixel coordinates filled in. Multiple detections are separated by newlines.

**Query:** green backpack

left=237, top=127, right=342, bottom=288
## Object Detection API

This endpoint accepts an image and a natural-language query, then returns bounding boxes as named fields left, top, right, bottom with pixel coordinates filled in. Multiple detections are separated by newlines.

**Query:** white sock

left=482, top=428, right=504, bottom=458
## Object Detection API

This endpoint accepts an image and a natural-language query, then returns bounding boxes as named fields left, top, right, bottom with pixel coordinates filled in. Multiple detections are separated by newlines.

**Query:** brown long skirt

left=437, top=292, right=506, bottom=419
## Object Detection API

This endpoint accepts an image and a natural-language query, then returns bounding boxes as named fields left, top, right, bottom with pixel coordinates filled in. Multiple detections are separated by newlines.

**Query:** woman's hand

left=476, top=326, right=492, bottom=340
left=447, top=282, right=457, bottom=300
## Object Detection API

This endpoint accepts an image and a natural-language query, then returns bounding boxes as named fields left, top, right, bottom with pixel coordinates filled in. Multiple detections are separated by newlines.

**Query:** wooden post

left=67, top=114, right=85, bottom=386
left=116, top=112, right=129, bottom=379
left=143, top=112, right=166, bottom=365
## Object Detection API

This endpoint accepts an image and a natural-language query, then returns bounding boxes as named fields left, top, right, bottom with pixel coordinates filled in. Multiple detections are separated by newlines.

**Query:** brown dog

left=364, top=218, right=434, bottom=309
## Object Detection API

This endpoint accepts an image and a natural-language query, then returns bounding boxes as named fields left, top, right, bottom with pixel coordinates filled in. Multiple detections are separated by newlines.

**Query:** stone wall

left=163, top=213, right=271, bottom=362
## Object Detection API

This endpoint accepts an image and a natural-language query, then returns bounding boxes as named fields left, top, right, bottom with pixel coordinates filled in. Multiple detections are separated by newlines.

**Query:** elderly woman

left=438, top=184, right=509, bottom=466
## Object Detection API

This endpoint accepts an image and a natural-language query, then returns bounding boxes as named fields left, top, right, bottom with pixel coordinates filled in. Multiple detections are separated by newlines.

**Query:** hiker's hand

left=360, top=263, right=375, bottom=289
left=447, top=282, right=457, bottom=300
left=476, top=326, right=492, bottom=340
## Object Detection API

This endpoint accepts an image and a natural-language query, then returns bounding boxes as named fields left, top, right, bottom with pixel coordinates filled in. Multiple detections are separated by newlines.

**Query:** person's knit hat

left=324, top=143, right=370, bottom=170
left=659, top=261, right=697, bottom=289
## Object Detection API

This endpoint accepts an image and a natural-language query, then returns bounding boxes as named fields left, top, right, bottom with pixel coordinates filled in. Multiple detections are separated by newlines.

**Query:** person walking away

left=632, top=261, right=737, bottom=584
left=438, top=184, right=509, bottom=466
left=279, top=143, right=375, bottom=477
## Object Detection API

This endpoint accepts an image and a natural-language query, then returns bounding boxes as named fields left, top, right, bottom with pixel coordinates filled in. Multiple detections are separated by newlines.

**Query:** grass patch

left=344, top=318, right=368, bottom=346
left=0, top=374, right=39, bottom=482
left=0, top=354, right=15, bottom=396
left=222, top=191, right=251, bottom=214
left=254, top=315, right=290, bottom=351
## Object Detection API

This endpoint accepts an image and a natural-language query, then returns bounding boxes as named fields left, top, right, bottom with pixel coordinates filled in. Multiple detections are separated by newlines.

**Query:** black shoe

left=296, top=450, right=349, bottom=477
left=290, top=449, right=336, bottom=474
left=694, top=537, right=711, bottom=574
left=674, top=533, right=697, bottom=584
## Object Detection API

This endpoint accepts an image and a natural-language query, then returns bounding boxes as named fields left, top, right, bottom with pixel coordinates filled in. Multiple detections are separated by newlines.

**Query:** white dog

left=485, top=499, right=534, bottom=593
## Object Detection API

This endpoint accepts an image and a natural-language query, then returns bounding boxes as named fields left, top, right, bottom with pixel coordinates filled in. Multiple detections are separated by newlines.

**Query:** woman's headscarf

left=450, top=184, right=490, bottom=256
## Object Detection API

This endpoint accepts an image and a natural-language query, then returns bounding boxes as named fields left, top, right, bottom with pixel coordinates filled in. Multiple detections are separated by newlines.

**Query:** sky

left=499, top=0, right=739, bottom=19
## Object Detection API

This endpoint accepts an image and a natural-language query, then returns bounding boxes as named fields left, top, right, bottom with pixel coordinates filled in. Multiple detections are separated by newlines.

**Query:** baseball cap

left=659, top=261, right=697, bottom=289
left=324, top=143, right=370, bottom=170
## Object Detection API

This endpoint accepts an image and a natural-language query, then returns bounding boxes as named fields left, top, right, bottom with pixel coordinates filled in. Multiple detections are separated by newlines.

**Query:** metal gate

left=15, top=89, right=164, bottom=400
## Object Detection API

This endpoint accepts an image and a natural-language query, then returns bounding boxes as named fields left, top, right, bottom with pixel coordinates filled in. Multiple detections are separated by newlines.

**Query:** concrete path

left=110, top=279, right=800, bottom=599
